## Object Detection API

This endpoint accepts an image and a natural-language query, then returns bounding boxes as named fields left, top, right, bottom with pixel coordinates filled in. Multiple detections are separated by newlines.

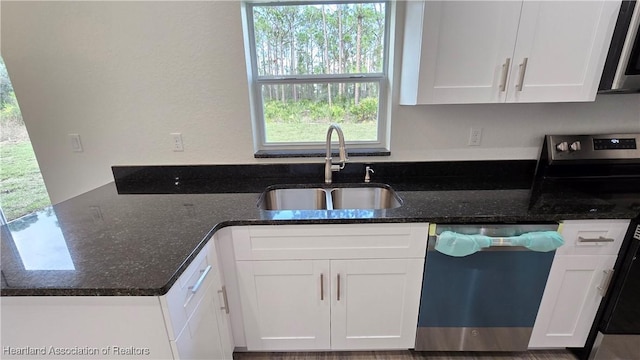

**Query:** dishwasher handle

left=432, top=230, right=564, bottom=257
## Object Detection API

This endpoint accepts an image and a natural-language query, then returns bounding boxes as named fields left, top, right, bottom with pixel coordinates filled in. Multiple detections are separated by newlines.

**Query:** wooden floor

left=233, top=350, right=578, bottom=360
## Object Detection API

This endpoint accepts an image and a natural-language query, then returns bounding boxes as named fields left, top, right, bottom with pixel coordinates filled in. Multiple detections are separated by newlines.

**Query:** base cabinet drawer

left=555, top=220, right=629, bottom=256
left=232, top=223, right=428, bottom=261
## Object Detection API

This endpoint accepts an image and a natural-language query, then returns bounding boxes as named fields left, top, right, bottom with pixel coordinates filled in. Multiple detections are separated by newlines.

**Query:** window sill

left=254, top=148, right=391, bottom=159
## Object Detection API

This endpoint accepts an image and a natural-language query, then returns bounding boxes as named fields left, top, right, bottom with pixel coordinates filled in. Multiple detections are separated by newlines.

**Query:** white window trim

left=241, top=0, right=392, bottom=155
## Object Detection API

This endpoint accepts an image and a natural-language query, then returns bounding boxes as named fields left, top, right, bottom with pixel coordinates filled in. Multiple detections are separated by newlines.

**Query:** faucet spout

left=325, top=124, right=348, bottom=184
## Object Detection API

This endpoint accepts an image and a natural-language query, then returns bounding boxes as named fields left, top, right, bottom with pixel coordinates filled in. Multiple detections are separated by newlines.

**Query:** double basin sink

left=258, top=184, right=402, bottom=211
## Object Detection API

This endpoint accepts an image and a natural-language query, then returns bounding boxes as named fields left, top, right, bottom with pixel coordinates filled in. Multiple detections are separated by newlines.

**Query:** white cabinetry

left=529, top=219, right=630, bottom=348
left=233, top=223, right=428, bottom=351
left=400, top=1, right=621, bottom=104
left=236, top=260, right=331, bottom=350
left=161, top=241, right=234, bottom=359
left=329, top=258, right=425, bottom=350
left=0, top=240, right=234, bottom=360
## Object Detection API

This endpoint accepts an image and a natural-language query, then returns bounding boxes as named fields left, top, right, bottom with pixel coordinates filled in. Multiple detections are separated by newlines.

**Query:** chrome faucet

left=325, top=124, right=348, bottom=184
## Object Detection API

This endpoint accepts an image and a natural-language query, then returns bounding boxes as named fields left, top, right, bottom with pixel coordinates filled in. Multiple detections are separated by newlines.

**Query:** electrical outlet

left=171, top=133, right=184, bottom=152
left=69, top=134, right=83, bottom=152
left=468, top=128, right=482, bottom=146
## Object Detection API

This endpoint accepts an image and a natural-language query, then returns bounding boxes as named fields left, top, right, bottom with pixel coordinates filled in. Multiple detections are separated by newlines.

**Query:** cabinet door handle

left=515, top=58, right=528, bottom=91
left=337, top=274, right=341, bottom=301
left=578, top=236, right=615, bottom=243
left=320, top=273, right=324, bottom=301
left=189, top=265, right=212, bottom=294
left=597, top=269, right=614, bottom=297
left=499, top=58, right=511, bottom=92
left=218, top=286, right=230, bottom=314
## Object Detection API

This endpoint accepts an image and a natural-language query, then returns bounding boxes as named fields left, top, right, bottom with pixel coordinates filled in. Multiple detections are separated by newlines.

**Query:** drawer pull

left=597, top=269, right=614, bottom=297
left=218, top=286, right=230, bottom=314
left=189, top=265, right=212, bottom=294
left=337, top=274, right=341, bottom=301
left=578, top=236, right=615, bottom=243
left=320, top=273, right=324, bottom=301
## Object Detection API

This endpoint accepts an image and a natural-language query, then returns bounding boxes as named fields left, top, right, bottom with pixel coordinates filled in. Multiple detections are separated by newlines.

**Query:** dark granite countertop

left=2, top=161, right=639, bottom=296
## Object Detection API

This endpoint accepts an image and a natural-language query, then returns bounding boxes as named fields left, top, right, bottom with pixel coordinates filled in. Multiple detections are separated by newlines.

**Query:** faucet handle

left=364, top=166, right=374, bottom=183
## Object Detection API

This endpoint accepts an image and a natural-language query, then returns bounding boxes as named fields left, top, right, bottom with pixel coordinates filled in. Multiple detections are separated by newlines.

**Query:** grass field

left=265, top=121, right=377, bottom=143
left=0, top=141, right=51, bottom=221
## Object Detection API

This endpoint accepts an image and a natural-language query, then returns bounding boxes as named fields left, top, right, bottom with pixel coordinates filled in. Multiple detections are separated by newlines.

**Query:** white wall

left=1, top=1, right=639, bottom=203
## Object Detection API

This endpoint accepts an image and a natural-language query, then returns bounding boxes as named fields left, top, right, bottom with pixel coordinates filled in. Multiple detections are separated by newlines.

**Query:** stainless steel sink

left=330, top=187, right=401, bottom=209
left=258, top=185, right=402, bottom=210
left=259, top=188, right=328, bottom=210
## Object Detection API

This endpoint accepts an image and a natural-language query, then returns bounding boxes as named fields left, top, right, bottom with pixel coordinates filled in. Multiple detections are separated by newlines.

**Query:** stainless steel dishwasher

left=415, top=224, right=559, bottom=352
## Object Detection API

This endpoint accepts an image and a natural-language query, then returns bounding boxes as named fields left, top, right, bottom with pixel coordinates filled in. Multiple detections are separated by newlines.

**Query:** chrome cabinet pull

left=218, top=286, right=230, bottom=314
left=189, top=265, right=212, bottom=294
left=578, top=236, right=615, bottom=243
left=499, top=58, right=511, bottom=92
left=597, top=269, right=614, bottom=296
left=515, top=58, right=528, bottom=91
left=337, top=274, right=341, bottom=301
left=320, top=273, right=324, bottom=301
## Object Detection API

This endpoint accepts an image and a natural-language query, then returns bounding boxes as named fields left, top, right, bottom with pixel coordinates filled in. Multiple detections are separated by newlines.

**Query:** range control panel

left=593, top=138, right=637, bottom=150
left=547, top=134, right=640, bottom=161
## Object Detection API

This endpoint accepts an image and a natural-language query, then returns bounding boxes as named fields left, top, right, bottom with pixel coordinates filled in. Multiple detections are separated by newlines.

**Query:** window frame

left=243, top=0, right=392, bottom=155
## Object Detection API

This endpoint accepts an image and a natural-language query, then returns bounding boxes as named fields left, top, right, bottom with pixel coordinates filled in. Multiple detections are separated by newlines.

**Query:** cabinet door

left=236, top=260, right=330, bottom=351
left=508, top=1, right=621, bottom=103
left=173, top=282, right=227, bottom=360
left=330, top=258, right=425, bottom=350
left=400, top=1, right=522, bottom=104
left=210, top=246, right=234, bottom=359
left=528, top=254, right=617, bottom=348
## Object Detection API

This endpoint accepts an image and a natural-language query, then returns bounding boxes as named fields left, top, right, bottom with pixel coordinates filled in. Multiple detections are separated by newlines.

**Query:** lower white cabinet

left=234, top=223, right=428, bottom=351
left=173, top=281, right=228, bottom=359
left=528, top=254, right=617, bottom=348
left=0, top=241, right=234, bottom=360
left=329, top=258, right=425, bottom=350
left=529, top=219, right=630, bottom=348
left=161, top=241, right=234, bottom=360
left=236, top=260, right=331, bottom=350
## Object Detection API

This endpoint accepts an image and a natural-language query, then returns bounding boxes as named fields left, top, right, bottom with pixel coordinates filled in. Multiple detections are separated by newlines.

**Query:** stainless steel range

left=530, top=134, right=640, bottom=215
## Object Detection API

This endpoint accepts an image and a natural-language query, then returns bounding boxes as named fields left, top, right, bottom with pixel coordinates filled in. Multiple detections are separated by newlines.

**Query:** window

left=243, top=1, right=390, bottom=155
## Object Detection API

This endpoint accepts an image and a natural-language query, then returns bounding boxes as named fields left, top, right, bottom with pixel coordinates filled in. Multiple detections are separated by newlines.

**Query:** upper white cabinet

left=399, top=1, right=622, bottom=104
